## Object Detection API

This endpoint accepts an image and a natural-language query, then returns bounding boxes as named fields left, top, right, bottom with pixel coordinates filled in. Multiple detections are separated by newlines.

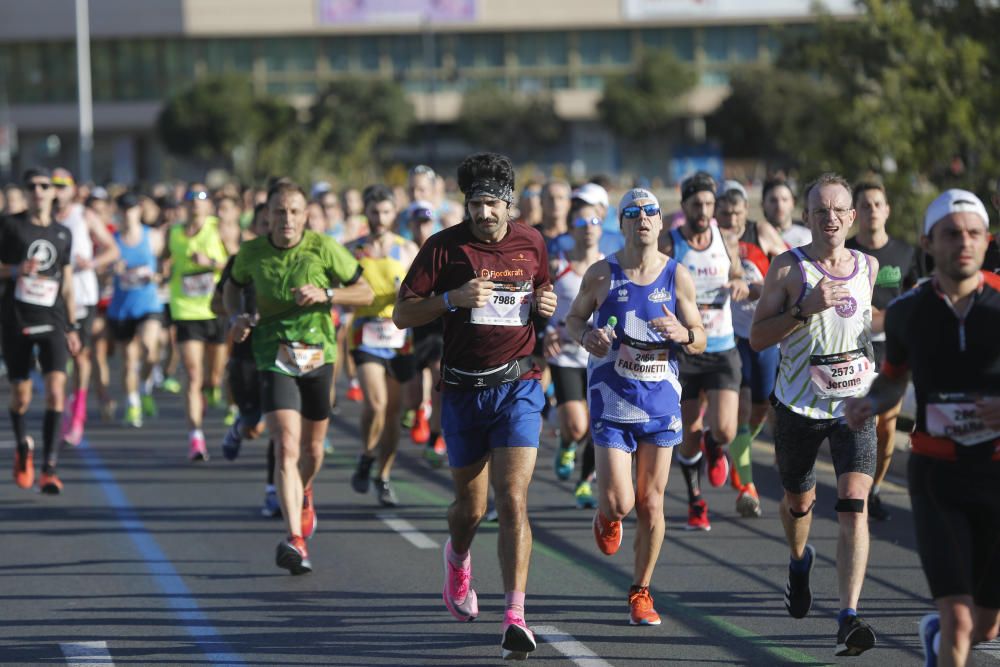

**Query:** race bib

left=14, top=275, right=59, bottom=307
left=120, top=266, right=150, bottom=290
left=275, top=341, right=325, bottom=376
left=615, top=341, right=671, bottom=382
left=361, top=319, right=406, bottom=349
left=699, top=304, right=727, bottom=337
left=470, top=281, right=532, bottom=327
left=181, top=272, right=215, bottom=298
left=926, top=393, right=1000, bottom=446
left=808, top=349, right=874, bottom=399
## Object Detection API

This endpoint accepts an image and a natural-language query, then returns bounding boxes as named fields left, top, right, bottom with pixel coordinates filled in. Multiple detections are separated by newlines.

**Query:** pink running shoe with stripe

left=501, top=610, right=536, bottom=660
left=442, top=539, right=478, bottom=622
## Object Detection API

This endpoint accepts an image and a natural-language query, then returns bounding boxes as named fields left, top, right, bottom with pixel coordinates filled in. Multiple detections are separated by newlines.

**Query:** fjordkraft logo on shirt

left=480, top=267, right=526, bottom=280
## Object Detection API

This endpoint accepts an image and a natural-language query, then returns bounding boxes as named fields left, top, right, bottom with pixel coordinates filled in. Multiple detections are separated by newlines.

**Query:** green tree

left=456, top=84, right=563, bottom=158
left=156, top=75, right=295, bottom=173
left=309, top=78, right=415, bottom=164
left=597, top=49, right=698, bottom=142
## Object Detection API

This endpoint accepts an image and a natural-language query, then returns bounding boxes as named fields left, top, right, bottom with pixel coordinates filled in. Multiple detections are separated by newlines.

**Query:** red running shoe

left=411, top=403, right=430, bottom=444
left=345, top=380, right=363, bottom=402
left=276, top=535, right=312, bottom=575
left=685, top=498, right=711, bottom=531
left=593, top=511, right=623, bottom=555
left=301, top=486, right=317, bottom=539
left=702, top=437, right=730, bottom=488
left=39, top=471, right=64, bottom=495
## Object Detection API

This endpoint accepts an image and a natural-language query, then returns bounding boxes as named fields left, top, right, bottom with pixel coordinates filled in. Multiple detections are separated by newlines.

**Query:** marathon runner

left=544, top=197, right=604, bottom=507
left=845, top=181, right=919, bottom=521
left=226, top=180, right=373, bottom=575
left=763, top=177, right=812, bottom=248
left=751, top=173, right=879, bottom=656
left=715, top=180, right=786, bottom=517
left=565, top=187, right=705, bottom=625
left=404, top=200, right=448, bottom=467
left=52, top=168, right=119, bottom=444
left=660, top=172, right=749, bottom=531
left=394, top=152, right=557, bottom=659
left=845, top=189, right=1000, bottom=667
left=107, top=193, right=164, bottom=428
left=347, top=184, right=419, bottom=507
left=164, top=185, right=230, bottom=461
left=1, top=168, right=81, bottom=494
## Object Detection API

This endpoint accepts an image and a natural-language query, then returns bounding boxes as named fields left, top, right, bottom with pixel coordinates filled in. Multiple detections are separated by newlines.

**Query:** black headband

left=464, top=177, right=513, bottom=205
left=681, top=179, right=716, bottom=202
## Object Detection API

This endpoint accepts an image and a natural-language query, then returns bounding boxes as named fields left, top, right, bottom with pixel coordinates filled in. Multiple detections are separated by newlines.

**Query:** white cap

left=618, top=187, right=659, bottom=212
left=571, top=183, right=609, bottom=208
left=923, top=189, right=990, bottom=235
left=311, top=181, right=332, bottom=199
left=717, top=179, right=748, bottom=201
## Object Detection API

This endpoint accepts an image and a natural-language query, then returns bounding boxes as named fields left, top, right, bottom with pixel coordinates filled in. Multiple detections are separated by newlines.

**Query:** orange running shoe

left=302, top=486, right=317, bottom=539
left=13, top=436, right=34, bottom=489
left=628, top=586, right=662, bottom=626
left=276, top=535, right=312, bottom=575
left=593, top=511, right=622, bottom=555
left=39, top=471, right=63, bottom=495
left=345, top=380, right=363, bottom=402
left=736, top=483, right=762, bottom=518
left=411, top=403, right=430, bottom=444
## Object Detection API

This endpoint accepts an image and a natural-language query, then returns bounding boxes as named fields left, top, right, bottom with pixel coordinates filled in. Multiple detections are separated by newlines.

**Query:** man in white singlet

left=750, top=173, right=879, bottom=657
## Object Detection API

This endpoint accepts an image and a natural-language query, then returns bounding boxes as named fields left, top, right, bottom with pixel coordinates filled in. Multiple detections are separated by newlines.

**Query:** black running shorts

left=909, top=452, right=1000, bottom=607
left=175, top=317, right=226, bottom=344
left=771, top=398, right=876, bottom=494
left=2, top=326, right=69, bottom=380
left=351, top=350, right=418, bottom=384
left=678, top=347, right=742, bottom=400
left=260, top=364, right=333, bottom=421
left=549, top=364, right=587, bottom=405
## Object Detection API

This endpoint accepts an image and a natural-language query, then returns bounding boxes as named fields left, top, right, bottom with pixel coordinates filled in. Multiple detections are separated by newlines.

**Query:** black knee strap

left=788, top=499, right=815, bottom=518
left=835, top=498, right=865, bottom=513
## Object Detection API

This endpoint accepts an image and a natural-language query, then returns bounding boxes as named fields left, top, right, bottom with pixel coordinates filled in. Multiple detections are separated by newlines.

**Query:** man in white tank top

left=750, top=173, right=879, bottom=657
left=52, top=168, right=119, bottom=446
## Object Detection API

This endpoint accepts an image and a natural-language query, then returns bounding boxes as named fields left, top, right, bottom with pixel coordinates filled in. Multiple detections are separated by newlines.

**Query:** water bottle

left=600, top=316, right=617, bottom=357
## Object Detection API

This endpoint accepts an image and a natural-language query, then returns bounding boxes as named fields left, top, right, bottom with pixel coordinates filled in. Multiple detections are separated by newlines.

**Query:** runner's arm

left=87, top=212, right=121, bottom=271
left=327, top=275, right=374, bottom=307
left=673, top=264, right=706, bottom=354
left=563, top=261, right=608, bottom=347
left=394, top=288, right=450, bottom=329
left=756, top=220, right=787, bottom=259
left=749, top=253, right=801, bottom=351
left=62, top=264, right=77, bottom=328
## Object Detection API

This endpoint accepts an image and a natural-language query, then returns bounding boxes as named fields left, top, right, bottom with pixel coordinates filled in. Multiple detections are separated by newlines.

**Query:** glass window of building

left=454, top=34, right=504, bottom=69
left=389, top=34, right=422, bottom=74
left=322, top=37, right=350, bottom=71
left=358, top=37, right=381, bottom=71
left=640, top=28, right=694, bottom=61
left=263, top=38, right=317, bottom=74
left=515, top=32, right=568, bottom=66
left=578, top=30, right=631, bottom=66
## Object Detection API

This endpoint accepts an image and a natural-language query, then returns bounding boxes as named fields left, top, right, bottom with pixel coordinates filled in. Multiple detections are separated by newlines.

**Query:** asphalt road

left=1, top=373, right=997, bottom=667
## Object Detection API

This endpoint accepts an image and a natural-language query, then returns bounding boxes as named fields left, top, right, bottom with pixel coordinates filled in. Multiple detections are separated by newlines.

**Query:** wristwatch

left=791, top=304, right=809, bottom=322
left=325, top=288, right=335, bottom=303
left=686, top=328, right=695, bottom=345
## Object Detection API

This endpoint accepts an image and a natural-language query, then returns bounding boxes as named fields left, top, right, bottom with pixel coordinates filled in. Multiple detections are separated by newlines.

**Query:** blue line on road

left=77, top=439, right=247, bottom=666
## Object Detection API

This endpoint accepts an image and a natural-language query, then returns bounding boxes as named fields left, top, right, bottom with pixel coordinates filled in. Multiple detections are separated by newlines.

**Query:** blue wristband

left=443, top=290, right=457, bottom=312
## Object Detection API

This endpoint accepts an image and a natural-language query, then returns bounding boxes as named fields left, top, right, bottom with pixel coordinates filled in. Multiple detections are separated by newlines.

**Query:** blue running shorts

left=442, top=380, right=544, bottom=468
left=591, top=414, right=683, bottom=454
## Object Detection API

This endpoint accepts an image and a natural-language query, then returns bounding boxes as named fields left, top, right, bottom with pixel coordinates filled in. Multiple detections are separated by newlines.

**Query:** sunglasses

left=185, top=190, right=210, bottom=202
left=522, top=189, right=541, bottom=198
left=622, top=204, right=660, bottom=219
left=573, top=216, right=603, bottom=228
left=28, top=182, right=52, bottom=191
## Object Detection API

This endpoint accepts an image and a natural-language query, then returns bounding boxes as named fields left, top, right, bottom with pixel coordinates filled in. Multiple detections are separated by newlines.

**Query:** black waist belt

left=442, top=356, right=532, bottom=389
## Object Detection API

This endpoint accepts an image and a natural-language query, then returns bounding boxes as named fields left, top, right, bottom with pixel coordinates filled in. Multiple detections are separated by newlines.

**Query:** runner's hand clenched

left=650, top=303, right=689, bottom=344
left=799, top=276, right=850, bottom=317
left=449, top=278, right=494, bottom=309
left=292, top=284, right=328, bottom=306
left=534, top=284, right=557, bottom=318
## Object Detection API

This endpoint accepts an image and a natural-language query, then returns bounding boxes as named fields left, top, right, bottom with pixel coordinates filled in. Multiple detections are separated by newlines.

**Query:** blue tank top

left=107, top=226, right=162, bottom=321
left=587, top=253, right=683, bottom=423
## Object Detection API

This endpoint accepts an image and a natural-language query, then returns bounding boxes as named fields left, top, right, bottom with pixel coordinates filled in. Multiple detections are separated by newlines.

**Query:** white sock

left=128, top=392, right=140, bottom=409
left=190, top=429, right=204, bottom=440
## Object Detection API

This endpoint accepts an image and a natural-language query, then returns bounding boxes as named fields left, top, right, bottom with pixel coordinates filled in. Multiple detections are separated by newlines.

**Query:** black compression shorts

left=549, top=364, right=587, bottom=405
left=771, top=398, right=876, bottom=494
left=260, top=364, right=333, bottom=421
left=2, top=326, right=69, bottom=380
left=909, top=453, right=1000, bottom=607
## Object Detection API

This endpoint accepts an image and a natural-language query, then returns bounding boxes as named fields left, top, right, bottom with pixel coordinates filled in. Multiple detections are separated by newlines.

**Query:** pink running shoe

left=501, top=610, right=536, bottom=660
left=188, top=433, right=209, bottom=462
left=442, top=539, right=478, bottom=622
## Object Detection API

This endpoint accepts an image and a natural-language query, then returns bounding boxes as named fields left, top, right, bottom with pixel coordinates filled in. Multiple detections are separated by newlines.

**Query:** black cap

left=117, top=192, right=140, bottom=210
left=22, top=167, right=52, bottom=183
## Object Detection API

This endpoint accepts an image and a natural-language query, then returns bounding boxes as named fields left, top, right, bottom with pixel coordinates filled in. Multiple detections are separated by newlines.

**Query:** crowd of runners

left=1, top=156, right=998, bottom=665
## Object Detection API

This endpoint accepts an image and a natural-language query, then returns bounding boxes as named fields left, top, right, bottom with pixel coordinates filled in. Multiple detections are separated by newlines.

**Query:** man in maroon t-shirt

left=394, top=152, right=557, bottom=660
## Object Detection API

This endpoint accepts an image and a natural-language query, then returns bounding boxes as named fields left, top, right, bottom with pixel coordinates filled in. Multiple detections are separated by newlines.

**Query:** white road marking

left=978, top=642, right=1000, bottom=663
left=377, top=513, right=438, bottom=549
left=534, top=625, right=614, bottom=667
left=60, top=641, right=114, bottom=666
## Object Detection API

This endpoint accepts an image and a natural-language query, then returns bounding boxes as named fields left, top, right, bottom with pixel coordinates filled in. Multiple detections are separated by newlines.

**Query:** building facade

left=0, top=0, right=854, bottom=183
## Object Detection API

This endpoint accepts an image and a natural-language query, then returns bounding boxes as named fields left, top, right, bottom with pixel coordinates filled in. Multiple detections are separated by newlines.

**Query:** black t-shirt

left=846, top=236, right=919, bottom=310
left=883, top=272, right=1000, bottom=438
left=0, top=212, right=73, bottom=332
